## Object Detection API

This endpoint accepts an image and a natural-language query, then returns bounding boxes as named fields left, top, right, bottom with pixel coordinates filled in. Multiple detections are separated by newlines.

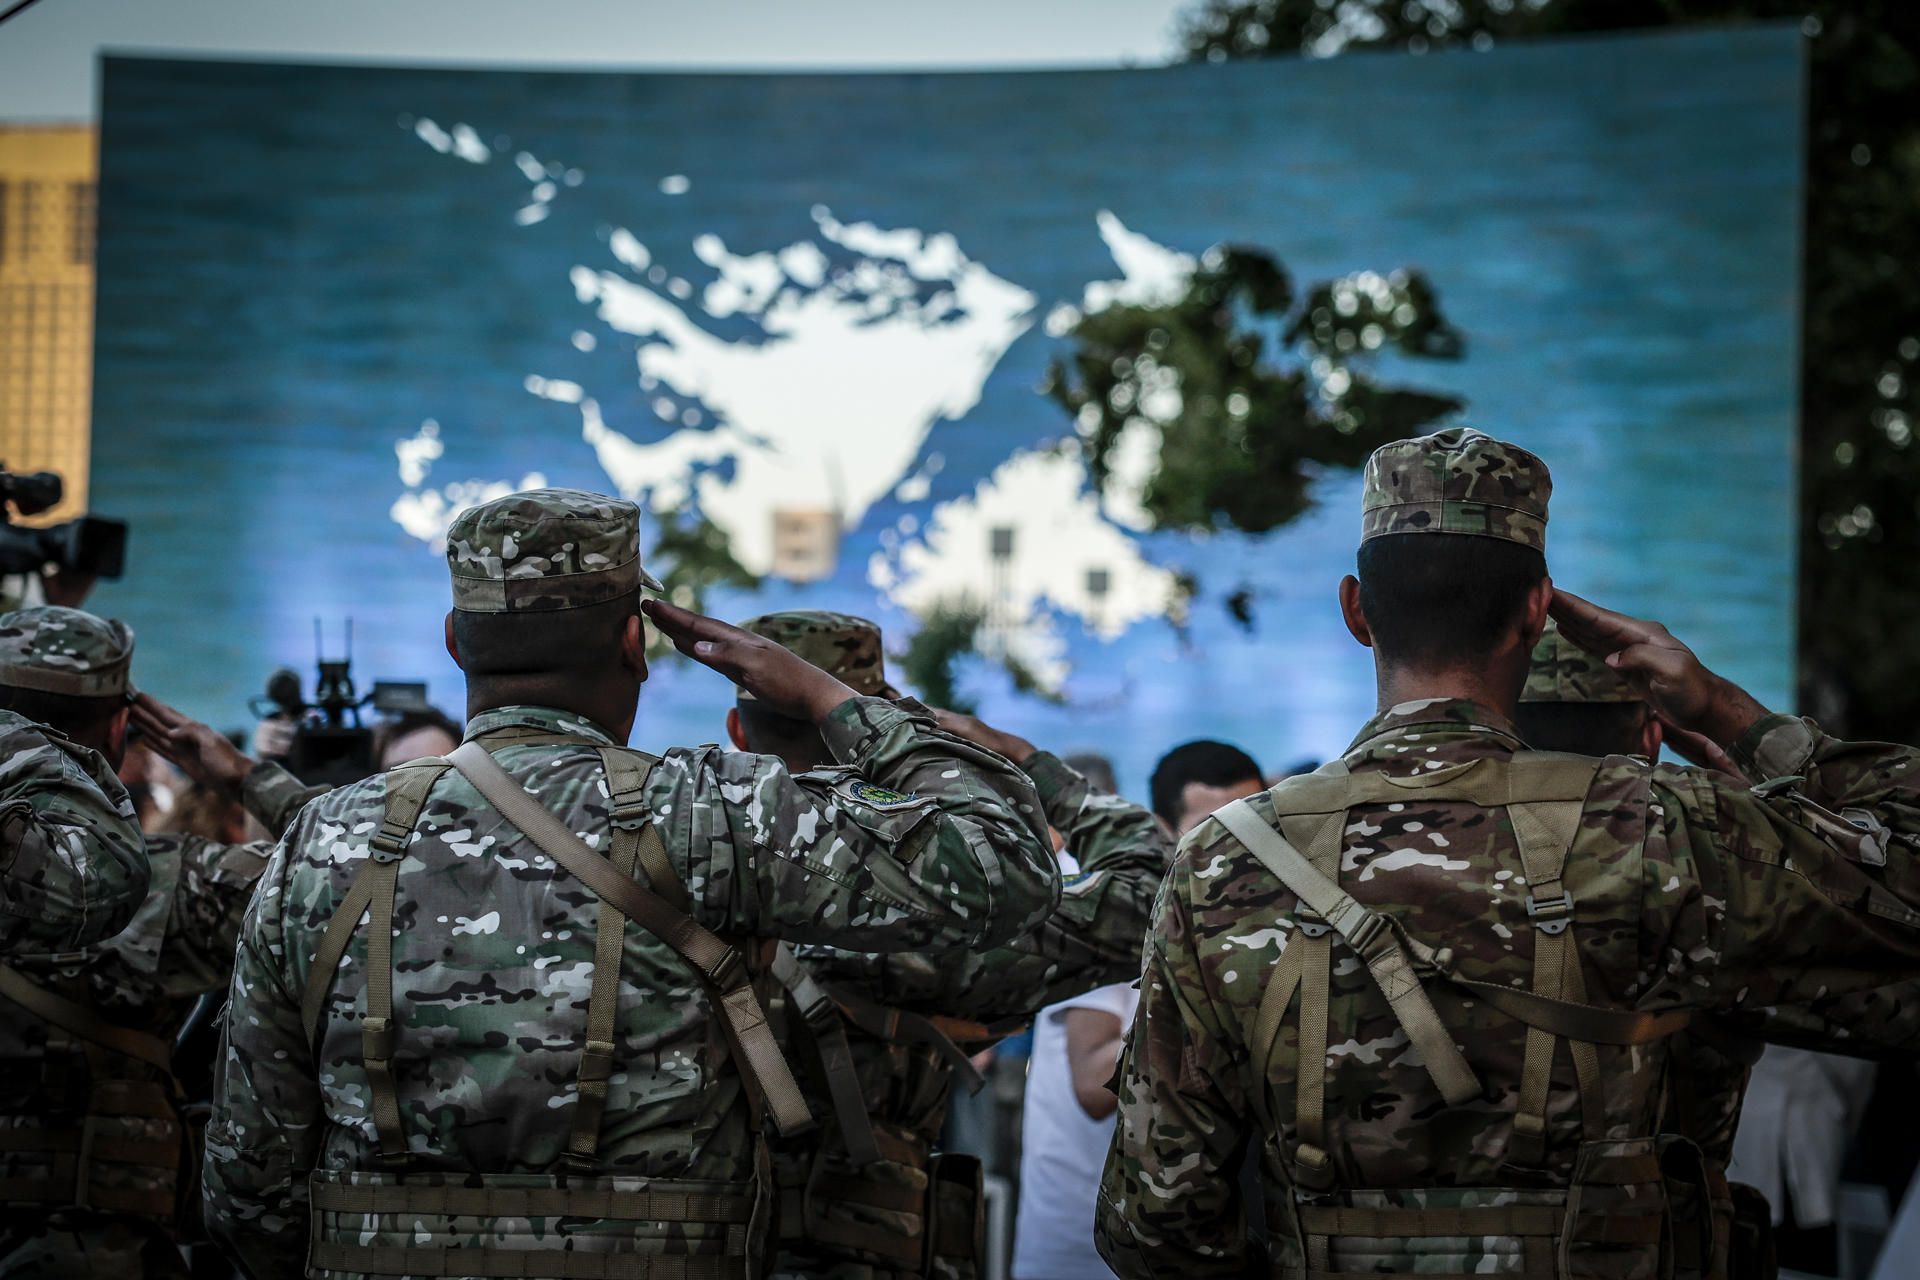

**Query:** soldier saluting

left=1097, top=428, right=1920, bottom=1279
left=204, top=489, right=1060, bottom=1278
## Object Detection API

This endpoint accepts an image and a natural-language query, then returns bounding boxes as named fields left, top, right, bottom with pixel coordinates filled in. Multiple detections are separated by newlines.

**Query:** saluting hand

left=928, top=707, right=1036, bottom=766
left=131, top=692, right=257, bottom=800
left=1549, top=589, right=1769, bottom=749
left=642, top=599, right=857, bottom=723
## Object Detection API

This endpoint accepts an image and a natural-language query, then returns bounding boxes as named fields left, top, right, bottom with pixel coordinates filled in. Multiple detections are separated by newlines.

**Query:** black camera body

left=253, top=622, right=429, bottom=787
left=0, top=467, right=129, bottom=582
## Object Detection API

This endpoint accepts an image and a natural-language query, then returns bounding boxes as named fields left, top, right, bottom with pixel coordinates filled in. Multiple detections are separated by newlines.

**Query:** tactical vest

left=768, top=945, right=1016, bottom=1276
left=0, top=965, right=185, bottom=1227
left=1212, top=751, right=1761, bottom=1280
left=298, top=728, right=811, bottom=1279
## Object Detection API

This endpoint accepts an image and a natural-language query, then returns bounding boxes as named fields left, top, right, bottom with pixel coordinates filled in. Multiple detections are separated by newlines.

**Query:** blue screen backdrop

left=92, top=27, right=1803, bottom=796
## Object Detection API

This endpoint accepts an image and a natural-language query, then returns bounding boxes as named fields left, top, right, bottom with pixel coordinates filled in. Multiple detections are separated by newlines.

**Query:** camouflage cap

left=1360, top=426, right=1551, bottom=550
left=445, top=488, right=664, bottom=614
left=739, top=610, right=898, bottom=700
left=0, top=606, right=135, bottom=698
left=1520, top=619, right=1641, bottom=704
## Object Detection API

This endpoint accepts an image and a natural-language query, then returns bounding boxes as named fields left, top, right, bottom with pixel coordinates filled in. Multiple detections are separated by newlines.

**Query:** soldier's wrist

left=1696, top=676, right=1770, bottom=751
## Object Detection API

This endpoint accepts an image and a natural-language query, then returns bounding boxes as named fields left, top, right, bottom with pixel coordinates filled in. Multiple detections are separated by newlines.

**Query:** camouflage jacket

left=771, top=749, right=1172, bottom=1278
left=0, top=763, right=320, bottom=1257
left=203, top=699, right=1057, bottom=1277
left=1097, top=698, right=1920, bottom=1277
left=0, top=709, right=149, bottom=954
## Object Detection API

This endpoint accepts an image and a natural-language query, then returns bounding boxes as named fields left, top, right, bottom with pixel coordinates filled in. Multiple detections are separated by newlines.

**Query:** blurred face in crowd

left=381, top=723, right=459, bottom=769
left=1172, top=777, right=1264, bottom=837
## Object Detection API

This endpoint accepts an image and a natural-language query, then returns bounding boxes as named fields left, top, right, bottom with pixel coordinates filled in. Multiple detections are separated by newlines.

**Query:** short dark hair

left=451, top=595, right=637, bottom=678
left=735, top=699, right=830, bottom=770
left=1514, top=701, right=1649, bottom=757
left=1150, top=739, right=1263, bottom=831
left=0, top=686, right=124, bottom=742
left=1356, top=533, right=1547, bottom=670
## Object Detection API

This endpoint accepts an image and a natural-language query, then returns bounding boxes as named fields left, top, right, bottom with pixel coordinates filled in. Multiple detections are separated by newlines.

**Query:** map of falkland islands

left=388, top=119, right=1188, bottom=694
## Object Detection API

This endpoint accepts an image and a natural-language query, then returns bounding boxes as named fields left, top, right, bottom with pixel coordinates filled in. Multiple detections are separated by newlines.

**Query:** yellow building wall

left=0, top=126, right=95, bottom=523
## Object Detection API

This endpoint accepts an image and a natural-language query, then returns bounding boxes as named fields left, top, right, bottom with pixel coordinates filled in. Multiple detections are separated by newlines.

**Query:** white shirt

left=1012, top=981, right=1140, bottom=1280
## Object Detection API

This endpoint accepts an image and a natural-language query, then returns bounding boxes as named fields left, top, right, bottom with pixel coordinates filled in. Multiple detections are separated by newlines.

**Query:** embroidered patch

left=1061, top=869, right=1104, bottom=898
left=847, top=781, right=918, bottom=809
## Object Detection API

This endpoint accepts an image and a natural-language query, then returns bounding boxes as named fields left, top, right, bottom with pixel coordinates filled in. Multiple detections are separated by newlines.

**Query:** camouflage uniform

left=738, top=611, right=1172, bottom=1280
left=1097, top=428, right=1920, bottom=1279
left=203, top=490, right=1059, bottom=1278
left=0, top=608, right=148, bottom=953
left=0, top=606, right=323, bottom=1278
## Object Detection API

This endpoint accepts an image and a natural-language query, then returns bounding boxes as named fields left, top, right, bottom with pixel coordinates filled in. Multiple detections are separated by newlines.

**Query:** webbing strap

left=828, top=984, right=989, bottom=1094
left=570, top=801, right=641, bottom=1169
left=448, top=742, right=811, bottom=1137
left=1214, top=800, right=1482, bottom=1108
left=305, top=1242, right=747, bottom=1279
left=362, top=855, right=407, bottom=1166
left=770, top=945, right=883, bottom=1166
left=0, top=966, right=174, bottom=1076
left=301, top=761, right=451, bottom=1044
left=309, top=1178, right=756, bottom=1222
left=0, top=1177, right=176, bottom=1218
left=1266, top=753, right=1602, bottom=818
left=1507, top=782, right=1589, bottom=1168
left=1296, top=1204, right=1564, bottom=1237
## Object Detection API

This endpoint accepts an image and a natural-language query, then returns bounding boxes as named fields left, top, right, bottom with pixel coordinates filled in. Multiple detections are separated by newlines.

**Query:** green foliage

left=1181, top=1, right=1920, bottom=737
left=1043, top=244, right=1465, bottom=536
left=644, top=505, right=761, bottom=659
left=895, top=602, right=988, bottom=714
left=892, top=600, right=1067, bottom=712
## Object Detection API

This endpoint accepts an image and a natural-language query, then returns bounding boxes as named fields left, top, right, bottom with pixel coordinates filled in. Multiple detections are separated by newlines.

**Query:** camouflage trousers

left=0, top=1211, right=191, bottom=1279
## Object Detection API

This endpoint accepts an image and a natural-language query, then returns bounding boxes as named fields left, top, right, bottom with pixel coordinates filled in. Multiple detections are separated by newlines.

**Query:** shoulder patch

left=1061, top=869, right=1105, bottom=898
left=845, top=781, right=920, bottom=810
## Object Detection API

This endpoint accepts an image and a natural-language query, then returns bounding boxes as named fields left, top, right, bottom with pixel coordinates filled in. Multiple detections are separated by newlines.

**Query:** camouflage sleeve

left=1645, top=718, right=1920, bottom=1038
left=0, top=716, right=149, bottom=952
left=797, top=750, right=1169, bottom=1019
left=240, top=759, right=328, bottom=837
left=152, top=831, right=273, bottom=1001
left=661, top=695, right=1058, bottom=952
left=1096, top=836, right=1252, bottom=1278
left=202, top=817, right=324, bottom=1277
left=1712, top=978, right=1920, bottom=1060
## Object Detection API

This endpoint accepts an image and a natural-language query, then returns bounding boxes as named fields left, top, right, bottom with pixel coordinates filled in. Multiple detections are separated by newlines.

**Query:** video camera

left=251, top=620, right=430, bottom=786
left=0, top=466, right=129, bottom=584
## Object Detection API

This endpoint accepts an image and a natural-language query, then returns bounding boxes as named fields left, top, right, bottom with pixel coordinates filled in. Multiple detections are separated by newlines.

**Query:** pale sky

left=0, top=0, right=1190, bottom=121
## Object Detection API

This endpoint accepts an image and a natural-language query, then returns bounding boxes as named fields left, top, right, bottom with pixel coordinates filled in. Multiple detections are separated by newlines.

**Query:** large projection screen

left=92, top=27, right=1803, bottom=793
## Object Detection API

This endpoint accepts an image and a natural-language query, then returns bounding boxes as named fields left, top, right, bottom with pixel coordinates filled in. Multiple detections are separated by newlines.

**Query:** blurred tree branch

left=1180, top=1, right=1920, bottom=737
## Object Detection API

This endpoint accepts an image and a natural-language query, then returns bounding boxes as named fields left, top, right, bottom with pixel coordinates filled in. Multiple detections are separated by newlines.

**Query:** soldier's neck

left=466, top=678, right=636, bottom=745
left=1375, top=664, right=1522, bottom=723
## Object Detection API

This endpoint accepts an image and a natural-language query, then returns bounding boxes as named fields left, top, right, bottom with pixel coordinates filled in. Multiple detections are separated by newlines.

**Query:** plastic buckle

left=1294, top=911, right=1332, bottom=939
left=1750, top=774, right=1806, bottom=800
left=361, top=1016, right=396, bottom=1063
left=608, top=799, right=649, bottom=832
left=1344, top=909, right=1387, bottom=955
left=369, top=822, right=410, bottom=862
left=707, top=946, right=747, bottom=991
left=1525, top=891, right=1574, bottom=936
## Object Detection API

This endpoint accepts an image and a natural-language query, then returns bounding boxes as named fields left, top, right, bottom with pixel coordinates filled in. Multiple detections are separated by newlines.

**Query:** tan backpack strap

left=567, top=780, right=644, bottom=1171
left=826, top=983, right=990, bottom=1094
left=771, top=944, right=882, bottom=1167
left=1503, top=756, right=1608, bottom=1167
left=361, top=853, right=408, bottom=1166
left=1214, top=799, right=1483, bottom=1109
left=447, top=741, right=812, bottom=1137
left=301, top=760, right=450, bottom=1045
left=0, top=966, right=174, bottom=1076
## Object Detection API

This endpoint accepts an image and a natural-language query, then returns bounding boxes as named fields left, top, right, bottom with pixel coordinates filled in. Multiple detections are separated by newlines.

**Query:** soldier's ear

left=620, top=613, right=649, bottom=684
left=1338, top=575, right=1374, bottom=648
left=725, top=707, right=750, bottom=752
left=443, top=613, right=461, bottom=668
left=1519, top=574, right=1554, bottom=650
left=1641, top=711, right=1664, bottom=760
